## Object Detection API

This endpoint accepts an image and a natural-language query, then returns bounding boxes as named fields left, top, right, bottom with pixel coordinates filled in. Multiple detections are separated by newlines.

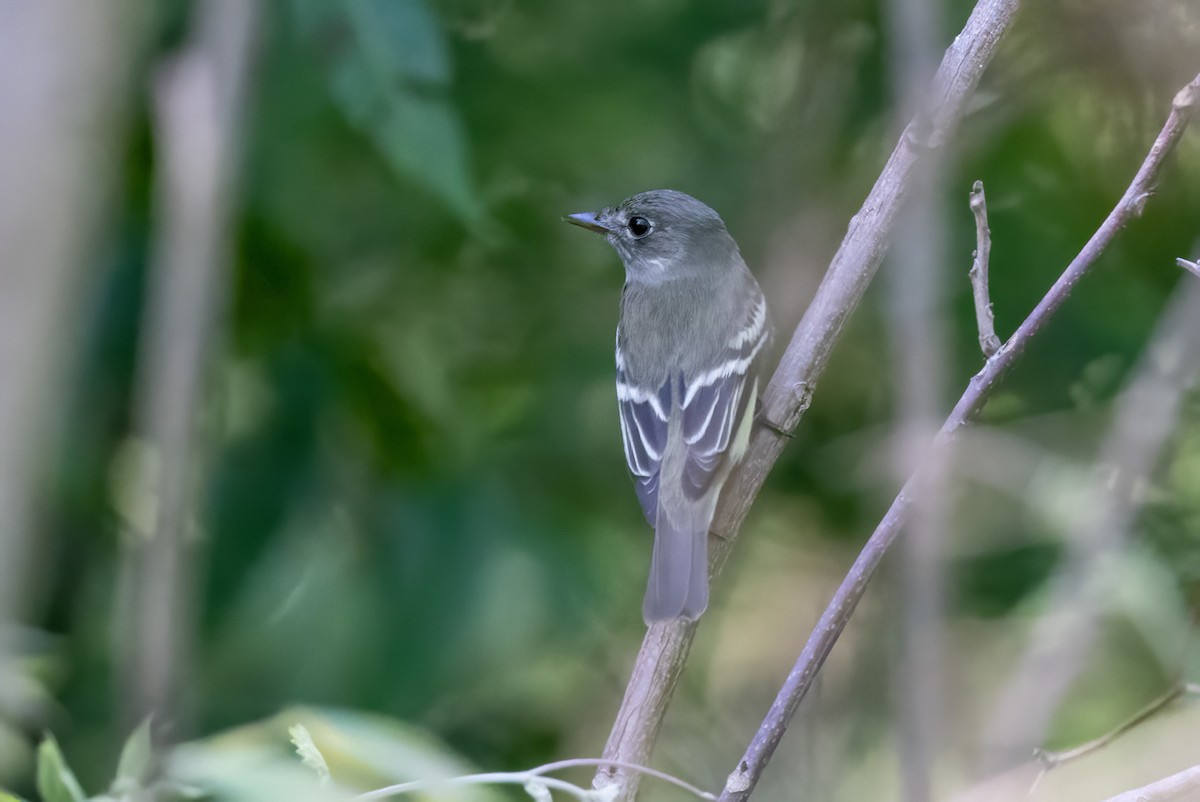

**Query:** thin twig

left=970, top=181, right=1002, bottom=357
left=592, top=2, right=1022, bottom=797
left=1034, top=682, right=1188, bottom=770
left=1178, top=257, right=1200, bottom=278
left=719, top=71, right=1200, bottom=801
left=983, top=278, right=1200, bottom=766
left=1100, top=764, right=1200, bottom=802
left=355, top=771, right=594, bottom=801
left=354, top=758, right=715, bottom=801
left=539, top=759, right=713, bottom=799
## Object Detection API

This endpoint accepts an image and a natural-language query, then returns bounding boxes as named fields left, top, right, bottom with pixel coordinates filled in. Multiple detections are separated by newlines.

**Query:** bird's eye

left=627, top=216, right=652, bottom=238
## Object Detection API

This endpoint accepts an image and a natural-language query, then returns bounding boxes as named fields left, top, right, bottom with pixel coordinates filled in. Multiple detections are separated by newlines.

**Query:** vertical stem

left=119, top=0, right=260, bottom=731
left=969, top=181, right=1002, bottom=357
left=0, top=0, right=140, bottom=653
left=883, top=0, right=948, bottom=796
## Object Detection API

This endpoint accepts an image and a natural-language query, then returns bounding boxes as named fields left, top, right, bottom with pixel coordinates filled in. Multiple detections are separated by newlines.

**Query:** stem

left=969, top=180, right=1002, bottom=357
left=593, top=1, right=1023, bottom=796
left=719, top=70, right=1200, bottom=801
left=982, top=274, right=1200, bottom=767
left=1101, top=765, right=1200, bottom=802
left=119, top=0, right=260, bottom=730
left=1035, top=683, right=1188, bottom=770
left=355, top=758, right=716, bottom=801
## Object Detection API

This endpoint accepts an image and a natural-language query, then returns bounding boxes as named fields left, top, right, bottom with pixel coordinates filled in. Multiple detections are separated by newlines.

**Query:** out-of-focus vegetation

left=2, top=0, right=1200, bottom=799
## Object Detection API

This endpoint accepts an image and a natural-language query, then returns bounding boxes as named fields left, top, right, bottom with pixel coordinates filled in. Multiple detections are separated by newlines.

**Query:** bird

left=565, top=189, right=771, bottom=624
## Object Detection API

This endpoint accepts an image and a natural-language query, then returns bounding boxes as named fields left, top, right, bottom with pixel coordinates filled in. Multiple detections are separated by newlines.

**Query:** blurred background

left=1, top=0, right=1199, bottom=800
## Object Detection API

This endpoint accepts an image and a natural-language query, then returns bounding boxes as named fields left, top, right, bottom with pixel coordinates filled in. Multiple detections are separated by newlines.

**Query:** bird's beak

left=563, top=211, right=611, bottom=234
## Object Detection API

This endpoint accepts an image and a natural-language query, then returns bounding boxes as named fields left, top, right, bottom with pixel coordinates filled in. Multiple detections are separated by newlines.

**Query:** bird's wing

left=678, top=293, right=769, bottom=500
left=617, top=290, right=770, bottom=522
left=616, top=356, right=671, bottom=526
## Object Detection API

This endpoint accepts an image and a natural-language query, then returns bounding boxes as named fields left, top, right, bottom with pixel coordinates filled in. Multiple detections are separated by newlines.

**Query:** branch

left=355, top=758, right=715, bottom=801
left=969, top=180, right=1002, bottom=357
left=719, top=71, right=1200, bottom=801
left=1101, top=765, right=1200, bottom=802
left=1178, top=257, right=1200, bottom=278
left=1034, top=682, right=1189, bottom=770
left=119, top=0, right=260, bottom=729
left=982, top=271, right=1200, bottom=767
left=593, top=1, right=1022, bottom=797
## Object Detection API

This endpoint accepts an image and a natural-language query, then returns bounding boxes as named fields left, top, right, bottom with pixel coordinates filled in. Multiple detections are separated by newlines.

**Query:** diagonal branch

left=718, top=71, right=1200, bottom=801
left=593, top=0, right=1023, bottom=798
left=1101, top=764, right=1200, bottom=802
left=1035, top=680, right=1194, bottom=771
left=982, top=272, right=1200, bottom=768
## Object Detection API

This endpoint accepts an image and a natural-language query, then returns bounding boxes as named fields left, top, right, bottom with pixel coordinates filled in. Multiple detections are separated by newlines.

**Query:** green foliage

left=4, top=723, right=201, bottom=802
left=112, top=720, right=154, bottom=795
left=35, top=738, right=85, bottom=802
left=168, top=708, right=505, bottom=800
left=290, top=0, right=485, bottom=223
left=5, top=0, right=1200, bottom=799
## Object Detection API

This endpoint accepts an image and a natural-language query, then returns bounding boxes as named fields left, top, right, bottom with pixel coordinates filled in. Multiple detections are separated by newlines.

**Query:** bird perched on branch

left=566, top=190, right=771, bottom=624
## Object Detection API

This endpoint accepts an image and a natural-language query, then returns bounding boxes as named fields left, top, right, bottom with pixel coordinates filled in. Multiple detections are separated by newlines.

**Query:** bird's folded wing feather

left=616, top=365, right=670, bottom=526
left=679, top=292, right=768, bottom=499
left=617, top=292, right=769, bottom=524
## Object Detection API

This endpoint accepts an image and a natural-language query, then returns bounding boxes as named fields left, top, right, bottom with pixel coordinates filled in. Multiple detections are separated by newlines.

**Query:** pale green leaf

left=113, top=717, right=154, bottom=792
left=35, top=736, right=86, bottom=802
left=291, top=0, right=485, bottom=223
left=288, top=724, right=331, bottom=786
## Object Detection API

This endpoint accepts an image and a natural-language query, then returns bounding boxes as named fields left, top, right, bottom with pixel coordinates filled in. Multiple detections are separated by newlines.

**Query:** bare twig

left=970, top=181, right=1002, bottom=357
left=593, top=1, right=1022, bottom=798
left=1035, top=682, right=1189, bottom=770
left=1178, top=257, right=1200, bottom=278
left=356, top=758, right=715, bottom=801
left=982, top=273, right=1200, bottom=768
left=118, top=0, right=260, bottom=730
left=719, top=72, right=1200, bottom=801
left=1101, top=764, right=1200, bottom=802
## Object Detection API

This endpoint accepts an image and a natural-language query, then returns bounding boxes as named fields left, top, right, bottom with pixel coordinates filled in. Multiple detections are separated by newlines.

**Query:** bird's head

left=565, top=189, right=738, bottom=284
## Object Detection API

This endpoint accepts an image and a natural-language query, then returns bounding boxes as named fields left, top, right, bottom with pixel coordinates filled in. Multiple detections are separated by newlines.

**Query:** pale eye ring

left=627, top=216, right=652, bottom=238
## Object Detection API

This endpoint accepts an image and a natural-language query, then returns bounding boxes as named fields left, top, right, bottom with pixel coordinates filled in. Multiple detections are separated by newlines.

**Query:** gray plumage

left=566, top=190, right=770, bottom=624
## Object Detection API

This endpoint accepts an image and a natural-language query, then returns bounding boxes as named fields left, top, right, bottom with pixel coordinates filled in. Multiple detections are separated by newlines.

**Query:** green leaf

left=113, top=717, right=154, bottom=792
left=35, top=736, right=86, bottom=802
left=292, top=0, right=485, bottom=223
left=0, top=790, right=30, bottom=802
left=288, top=724, right=331, bottom=786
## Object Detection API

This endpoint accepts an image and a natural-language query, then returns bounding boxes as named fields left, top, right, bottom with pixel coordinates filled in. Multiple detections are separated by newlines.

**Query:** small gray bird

left=565, top=190, right=771, bottom=624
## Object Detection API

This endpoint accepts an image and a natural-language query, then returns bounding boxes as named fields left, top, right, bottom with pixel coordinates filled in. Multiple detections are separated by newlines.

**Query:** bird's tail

left=643, top=509, right=708, bottom=624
